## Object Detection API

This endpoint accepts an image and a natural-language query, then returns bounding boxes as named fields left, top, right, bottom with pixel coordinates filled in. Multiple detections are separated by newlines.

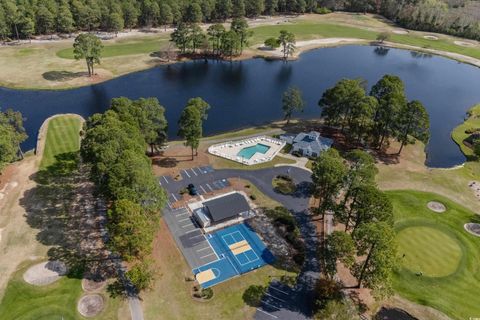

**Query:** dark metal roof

left=204, top=193, right=250, bottom=222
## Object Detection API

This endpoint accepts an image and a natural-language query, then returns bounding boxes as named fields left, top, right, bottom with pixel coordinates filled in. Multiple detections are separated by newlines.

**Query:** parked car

left=187, top=183, right=199, bottom=196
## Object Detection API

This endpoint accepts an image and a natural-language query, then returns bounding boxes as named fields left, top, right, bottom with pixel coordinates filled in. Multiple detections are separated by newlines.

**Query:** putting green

left=397, top=226, right=462, bottom=277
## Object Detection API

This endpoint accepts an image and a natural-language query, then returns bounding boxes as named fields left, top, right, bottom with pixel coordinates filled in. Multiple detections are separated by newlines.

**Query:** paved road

left=161, top=166, right=320, bottom=320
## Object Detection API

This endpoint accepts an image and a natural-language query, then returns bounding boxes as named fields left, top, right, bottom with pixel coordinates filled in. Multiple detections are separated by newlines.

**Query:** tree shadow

left=151, top=156, right=179, bottom=168
left=42, top=71, right=88, bottom=82
left=20, top=152, right=116, bottom=280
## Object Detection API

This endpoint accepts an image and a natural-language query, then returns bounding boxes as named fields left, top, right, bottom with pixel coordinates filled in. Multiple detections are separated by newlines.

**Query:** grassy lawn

left=40, top=115, right=82, bottom=169
left=57, top=37, right=168, bottom=59
left=0, top=262, right=120, bottom=320
left=451, top=104, right=480, bottom=157
left=388, top=190, right=480, bottom=320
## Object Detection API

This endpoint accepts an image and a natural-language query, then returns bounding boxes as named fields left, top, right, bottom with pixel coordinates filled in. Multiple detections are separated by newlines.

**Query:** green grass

left=57, top=37, right=168, bottom=59
left=451, top=104, right=480, bottom=157
left=397, top=226, right=462, bottom=277
left=389, top=190, right=480, bottom=320
left=0, top=262, right=120, bottom=320
left=40, top=115, right=82, bottom=170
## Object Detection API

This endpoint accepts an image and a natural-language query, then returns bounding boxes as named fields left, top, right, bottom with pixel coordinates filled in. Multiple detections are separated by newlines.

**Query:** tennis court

left=193, top=223, right=275, bottom=288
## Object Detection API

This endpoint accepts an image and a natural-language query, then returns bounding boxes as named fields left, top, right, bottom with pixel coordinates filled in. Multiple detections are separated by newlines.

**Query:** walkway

left=161, top=166, right=320, bottom=320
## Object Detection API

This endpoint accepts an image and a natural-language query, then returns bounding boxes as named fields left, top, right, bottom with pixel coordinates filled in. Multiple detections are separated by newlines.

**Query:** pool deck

left=208, top=136, right=285, bottom=165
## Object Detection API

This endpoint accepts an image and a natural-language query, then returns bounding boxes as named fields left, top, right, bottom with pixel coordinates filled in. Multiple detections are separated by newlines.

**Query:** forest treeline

left=0, top=0, right=479, bottom=42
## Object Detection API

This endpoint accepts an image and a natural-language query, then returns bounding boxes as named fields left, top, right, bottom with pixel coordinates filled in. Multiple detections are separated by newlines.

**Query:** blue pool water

left=237, top=143, right=270, bottom=159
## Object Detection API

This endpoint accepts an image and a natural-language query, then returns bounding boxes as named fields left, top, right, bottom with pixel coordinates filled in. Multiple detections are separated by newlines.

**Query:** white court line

left=183, top=169, right=191, bottom=178
left=270, top=286, right=289, bottom=295
left=200, top=252, right=216, bottom=259
left=200, top=185, right=207, bottom=194
left=257, top=308, right=278, bottom=319
left=178, top=218, right=191, bottom=223
left=163, top=176, right=169, bottom=184
left=265, top=292, right=286, bottom=303
left=261, top=300, right=280, bottom=310
left=205, top=183, right=214, bottom=191
left=190, top=168, right=198, bottom=176
left=171, top=193, right=178, bottom=201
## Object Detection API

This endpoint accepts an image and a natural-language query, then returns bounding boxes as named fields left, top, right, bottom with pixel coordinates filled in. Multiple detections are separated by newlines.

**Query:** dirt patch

left=77, top=294, right=105, bottom=317
left=152, top=143, right=211, bottom=178
left=393, top=29, right=409, bottom=35
left=464, top=223, right=480, bottom=237
left=82, top=278, right=107, bottom=292
left=23, top=260, right=67, bottom=286
left=423, top=35, right=439, bottom=40
left=454, top=40, right=476, bottom=47
left=427, top=201, right=446, bottom=213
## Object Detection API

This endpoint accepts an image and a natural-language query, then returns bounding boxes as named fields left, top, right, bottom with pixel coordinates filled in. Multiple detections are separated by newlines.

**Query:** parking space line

left=163, top=176, right=169, bottom=184
left=200, top=185, right=207, bottom=194
left=206, top=183, right=213, bottom=191
left=178, top=218, right=191, bottom=223
left=185, top=229, right=199, bottom=234
left=196, top=246, right=211, bottom=252
left=181, top=223, right=194, bottom=228
left=257, top=308, right=278, bottom=318
left=190, top=234, right=203, bottom=239
left=171, top=193, right=178, bottom=201
left=175, top=212, right=188, bottom=217
left=183, top=169, right=191, bottom=178
left=261, top=300, right=280, bottom=310
left=191, top=168, right=198, bottom=176
left=200, top=252, right=216, bottom=259
left=270, top=286, right=289, bottom=295
left=265, top=293, right=286, bottom=302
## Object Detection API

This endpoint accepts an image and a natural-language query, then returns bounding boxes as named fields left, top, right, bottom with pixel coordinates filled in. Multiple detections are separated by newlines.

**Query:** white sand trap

left=77, top=294, right=105, bottom=317
left=82, top=278, right=106, bottom=292
left=427, top=201, right=446, bottom=213
left=454, top=40, right=476, bottom=47
left=23, top=260, right=67, bottom=286
left=464, top=223, right=480, bottom=237
left=424, top=35, right=439, bottom=40
left=393, top=29, right=408, bottom=35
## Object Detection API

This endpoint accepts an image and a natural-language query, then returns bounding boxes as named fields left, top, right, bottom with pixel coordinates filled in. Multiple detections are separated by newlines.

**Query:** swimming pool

left=237, top=143, right=271, bottom=159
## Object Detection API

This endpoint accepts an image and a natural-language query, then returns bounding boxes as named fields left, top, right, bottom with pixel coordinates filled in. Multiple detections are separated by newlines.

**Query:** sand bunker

left=23, top=260, right=67, bottom=286
left=464, top=223, right=480, bottom=237
left=424, top=35, right=439, bottom=40
left=77, top=294, right=105, bottom=317
left=427, top=201, right=446, bottom=213
left=82, top=278, right=107, bottom=292
left=468, top=181, right=480, bottom=200
left=454, top=40, right=476, bottom=47
left=393, top=29, right=409, bottom=35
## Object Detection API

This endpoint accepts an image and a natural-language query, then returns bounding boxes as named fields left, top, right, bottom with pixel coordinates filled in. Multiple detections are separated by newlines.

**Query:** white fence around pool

left=208, top=136, right=286, bottom=166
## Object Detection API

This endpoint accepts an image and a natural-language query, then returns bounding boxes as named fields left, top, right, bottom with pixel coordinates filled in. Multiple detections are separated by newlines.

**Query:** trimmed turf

left=397, top=226, right=462, bottom=277
left=451, top=104, right=480, bottom=157
left=40, top=115, right=82, bottom=170
left=389, top=190, right=480, bottom=320
left=57, top=37, right=168, bottom=59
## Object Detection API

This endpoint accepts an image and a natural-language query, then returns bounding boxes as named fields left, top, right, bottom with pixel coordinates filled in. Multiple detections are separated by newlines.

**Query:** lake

left=1, top=45, right=479, bottom=168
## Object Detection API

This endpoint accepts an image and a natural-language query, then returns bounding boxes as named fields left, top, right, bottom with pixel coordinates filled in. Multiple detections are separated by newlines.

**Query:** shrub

left=465, top=128, right=480, bottom=134
left=315, top=7, right=332, bottom=14
left=201, top=288, right=214, bottom=299
left=264, top=37, right=280, bottom=49
left=242, top=285, right=267, bottom=306
left=250, top=194, right=257, bottom=200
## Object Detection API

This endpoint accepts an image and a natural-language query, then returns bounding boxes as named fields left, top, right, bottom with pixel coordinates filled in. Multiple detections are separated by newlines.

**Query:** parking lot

left=163, top=207, right=218, bottom=269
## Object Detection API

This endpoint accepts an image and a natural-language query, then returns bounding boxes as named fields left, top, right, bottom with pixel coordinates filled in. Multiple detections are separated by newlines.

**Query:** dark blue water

left=1, top=45, right=479, bottom=168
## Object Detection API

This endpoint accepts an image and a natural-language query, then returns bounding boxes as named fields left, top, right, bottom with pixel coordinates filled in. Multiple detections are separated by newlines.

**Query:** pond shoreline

left=2, top=39, right=480, bottom=91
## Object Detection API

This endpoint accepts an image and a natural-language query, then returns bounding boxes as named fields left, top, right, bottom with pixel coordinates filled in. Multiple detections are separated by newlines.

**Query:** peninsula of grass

left=451, top=104, right=480, bottom=158
left=388, top=190, right=480, bottom=320
left=39, top=115, right=82, bottom=170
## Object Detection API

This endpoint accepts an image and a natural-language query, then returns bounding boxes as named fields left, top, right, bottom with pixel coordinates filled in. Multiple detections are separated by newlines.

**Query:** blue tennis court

left=192, top=223, right=275, bottom=288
